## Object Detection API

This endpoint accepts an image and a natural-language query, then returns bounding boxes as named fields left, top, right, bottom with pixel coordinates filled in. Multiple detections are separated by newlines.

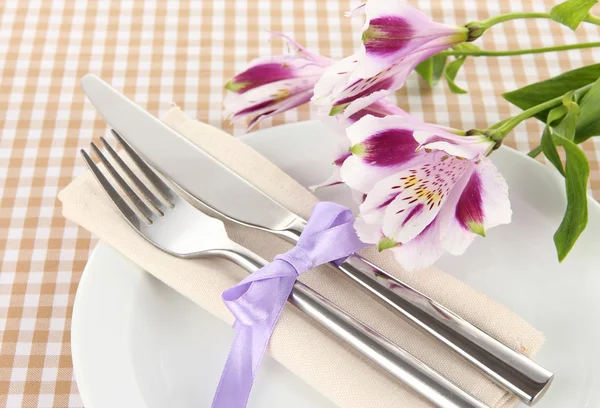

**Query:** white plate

left=72, top=121, right=600, bottom=408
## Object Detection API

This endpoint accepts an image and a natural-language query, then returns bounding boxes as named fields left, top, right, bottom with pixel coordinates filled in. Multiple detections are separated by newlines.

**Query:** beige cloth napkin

left=59, top=106, right=545, bottom=408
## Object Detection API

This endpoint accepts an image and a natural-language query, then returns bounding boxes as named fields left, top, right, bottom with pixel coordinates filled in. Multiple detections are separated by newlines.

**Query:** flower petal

left=413, top=130, right=495, bottom=159
left=440, top=157, right=511, bottom=255
left=387, top=217, right=444, bottom=271
left=309, top=137, right=351, bottom=191
left=361, top=152, right=471, bottom=243
left=312, top=55, right=358, bottom=107
left=341, top=114, right=424, bottom=193
left=345, top=2, right=366, bottom=17
left=322, top=98, right=409, bottom=134
left=352, top=97, right=411, bottom=119
left=346, top=114, right=420, bottom=160
left=309, top=166, right=344, bottom=191
left=354, top=207, right=385, bottom=244
left=224, top=77, right=316, bottom=129
left=270, top=32, right=333, bottom=67
left=226, top=59, right=297, bottom=94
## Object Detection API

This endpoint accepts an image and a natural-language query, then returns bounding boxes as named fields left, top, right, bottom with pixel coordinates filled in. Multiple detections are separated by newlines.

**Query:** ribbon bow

left=211, top=202, right=366, bottom=408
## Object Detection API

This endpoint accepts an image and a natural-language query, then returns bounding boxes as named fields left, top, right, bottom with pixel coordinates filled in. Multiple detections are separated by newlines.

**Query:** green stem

left=488, top=83, right=594, bottom=141
left=585, top=14, right=600, bottom=25
left=439, top=42, right=600, bottom=57
left=465, top=12, right=600, bottom=41
left=475, top=12, right=553, bottom=29
left=473, top=12, right=600, bottom=30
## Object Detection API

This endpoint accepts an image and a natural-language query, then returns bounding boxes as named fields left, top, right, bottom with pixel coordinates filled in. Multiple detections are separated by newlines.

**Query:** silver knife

left=81, top=73, right=553, bottom=405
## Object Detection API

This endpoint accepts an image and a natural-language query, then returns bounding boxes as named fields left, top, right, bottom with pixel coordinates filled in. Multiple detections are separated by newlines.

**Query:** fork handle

left=223, top=244, right=487, bottom=408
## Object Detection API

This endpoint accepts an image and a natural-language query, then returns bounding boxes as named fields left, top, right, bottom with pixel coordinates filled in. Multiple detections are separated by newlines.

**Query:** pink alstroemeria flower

left=224, top=34, right=333, bottom=129
left=312, top=0, right=468, bottom=117
left=342, top=115, right=509, bottom=271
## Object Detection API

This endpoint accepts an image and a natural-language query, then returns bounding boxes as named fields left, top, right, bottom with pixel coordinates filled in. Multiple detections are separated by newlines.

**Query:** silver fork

left=80, top=135, right=489, bottom=408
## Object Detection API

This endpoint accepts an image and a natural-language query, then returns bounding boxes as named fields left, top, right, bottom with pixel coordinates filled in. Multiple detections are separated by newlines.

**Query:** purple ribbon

left=211, top=202, right=366, bottom=408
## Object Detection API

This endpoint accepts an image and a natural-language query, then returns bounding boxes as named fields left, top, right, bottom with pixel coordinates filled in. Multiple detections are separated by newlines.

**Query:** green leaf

left=550, top=0, right=597, bottom=31
left=503, top=64, right=600, bottom=122
left=415, top=54, right=447, bottom=87
left=553, top=93, right=580, bottom=140
left=546, top=105, right=568, bottom=126
left=541, top=126, right=565, bottom=176
left=570, top=76, right=600, bottom=143
left=444, top=57, right=468, bottom=94
left=555, top=111, right=578, bottom=140
left=551, top=134, right=590, bottom=262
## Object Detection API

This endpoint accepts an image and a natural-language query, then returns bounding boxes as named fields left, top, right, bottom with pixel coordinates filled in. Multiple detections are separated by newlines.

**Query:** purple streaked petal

left=455, top=170, right=484, bottom=231
left=228, top=63, right=297, bottom=94
left=439, top=157, right=511, bottom=256
left=343, top=98, right=409, bottom=127
left=382, top=163, right=461, bottom=242
left=311, top=55, right=358, bottom=107
left=363, top=15, right=422, bottom=57
left=246, top=89, right=314, bottom=129
left=317, top=99, right=407, bottom=135
left=334, top=152, right=351, bottom=166
left=334, top=76, right=396, bottom=107
left=227, top=51, right=327, bottom=95
left=413, top=130, right=495, bottom=159
left=234, top=99, right=278, bottom=117
left=359, top=151, right=470, bottom=244
left=341, top=114, right=427, bottom=193
left=225, top=78, right=315, bottom=129
left=360, top=128, right=419, bottom=166
left=376, top=193, right=400, bottom=210
left=387, top=215, right=444, bottom=271
left=402, top=203, right=424, bottom=226
left=357, top=98, right=410, bottom=118
left=356, top=0, right=468, bottom=78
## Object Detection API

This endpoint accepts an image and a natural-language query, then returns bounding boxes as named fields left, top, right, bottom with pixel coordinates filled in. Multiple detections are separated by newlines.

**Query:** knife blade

left=80, top=74, right=301, bottom=234
left=81, top=73, right=553, bottom=405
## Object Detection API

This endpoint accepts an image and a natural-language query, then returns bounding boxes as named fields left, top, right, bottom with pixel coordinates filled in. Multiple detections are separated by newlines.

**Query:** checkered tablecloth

left=1, top=1, right=599, bottom=406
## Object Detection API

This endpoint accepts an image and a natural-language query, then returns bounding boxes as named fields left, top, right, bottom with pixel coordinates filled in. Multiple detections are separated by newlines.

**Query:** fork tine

left=100, top=136, right=165, bottom=214
left=80, top=149, right=146, bottom=227
left=111, top=129, right=176, bottom=205
left=90, top=142, right=156, bottom=223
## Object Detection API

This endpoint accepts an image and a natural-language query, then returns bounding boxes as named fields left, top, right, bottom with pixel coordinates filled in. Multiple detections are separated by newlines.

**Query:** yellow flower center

left=401, top=174, right=443, bottom=210
left=274, top=88, right=290, bottom=102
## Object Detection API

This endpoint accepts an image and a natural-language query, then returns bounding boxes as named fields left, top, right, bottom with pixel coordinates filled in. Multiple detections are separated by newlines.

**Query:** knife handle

left=289, top=281, right=488, bottom=408
left=336, top=254, right=553, bottom=405
left=226, top=243, right=488, bottom=408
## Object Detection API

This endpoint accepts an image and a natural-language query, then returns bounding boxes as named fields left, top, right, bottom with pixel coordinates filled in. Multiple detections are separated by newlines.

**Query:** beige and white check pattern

left=1, top=1, right=599, bottom=407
